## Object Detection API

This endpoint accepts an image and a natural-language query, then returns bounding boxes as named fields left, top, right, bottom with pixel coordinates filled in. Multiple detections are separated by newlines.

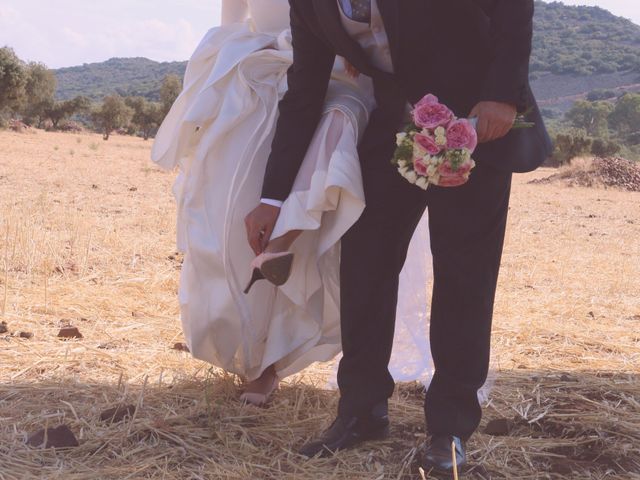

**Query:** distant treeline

left=547, top=91, right=640, bottom=163
left=2, top=0, right=640, bottom=153
left=55, top=57, right=186, bottom=102
left=0, top=47, right=181, bottom=140
left=2, top=44, right=640, bottom=162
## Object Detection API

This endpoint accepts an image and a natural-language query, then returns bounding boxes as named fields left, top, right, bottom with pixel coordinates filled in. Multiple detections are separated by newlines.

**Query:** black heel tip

left=244, top=268, right=265, bottom=294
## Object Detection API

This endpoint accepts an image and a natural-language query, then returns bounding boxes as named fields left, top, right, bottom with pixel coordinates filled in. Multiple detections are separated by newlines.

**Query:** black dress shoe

left=421, top=435, right=466, bottom=474
left=299, top=413, right=390, bottom=458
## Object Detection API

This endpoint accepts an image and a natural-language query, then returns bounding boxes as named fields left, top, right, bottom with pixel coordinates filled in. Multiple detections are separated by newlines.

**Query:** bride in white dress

left=152, top=0, right=434, bottom=404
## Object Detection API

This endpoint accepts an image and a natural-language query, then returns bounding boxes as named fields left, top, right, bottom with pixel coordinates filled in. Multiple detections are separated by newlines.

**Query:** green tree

left=21, top=62, right=57, bottom=127
left=44, top=96, right=91, bottom=129
left=552, top=130, right=593, bottom=165
left=565, top=100, right=613, bottom=137
left=160, top=74, right=181, bottom=116
left=0, top=47, right=27, bottom=114
left=125, top=96, right=163, bottom=140
left=91, top=95, right=133, bottom=140
left=72, top=95, right=91, bottom=110
left=609, top=93, right=640, bottom=137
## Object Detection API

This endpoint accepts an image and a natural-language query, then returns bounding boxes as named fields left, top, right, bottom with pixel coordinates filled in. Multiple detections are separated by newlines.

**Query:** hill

left=529, top=1, right=640, bottom=113
left=54, top=1, right=640, bottom=107
left=54, top=57, right=186, bottom=101
left=531, top=1, right=639, bottom=76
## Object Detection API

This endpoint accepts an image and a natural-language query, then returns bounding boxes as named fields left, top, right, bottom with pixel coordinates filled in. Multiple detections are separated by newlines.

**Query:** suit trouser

left=337, top=109, right=512, bottom=439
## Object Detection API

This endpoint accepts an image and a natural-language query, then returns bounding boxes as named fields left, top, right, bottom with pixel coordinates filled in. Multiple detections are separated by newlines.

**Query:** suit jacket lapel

left=312, top=0, right=376, bottom=77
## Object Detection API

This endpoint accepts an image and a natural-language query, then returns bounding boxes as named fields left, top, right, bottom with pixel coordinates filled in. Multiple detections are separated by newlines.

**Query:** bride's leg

left=242, top=107, right=361, bottom=395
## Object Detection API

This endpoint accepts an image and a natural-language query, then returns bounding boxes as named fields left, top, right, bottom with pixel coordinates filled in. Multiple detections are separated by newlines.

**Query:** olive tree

left=91, top=95, right=133, bottom=140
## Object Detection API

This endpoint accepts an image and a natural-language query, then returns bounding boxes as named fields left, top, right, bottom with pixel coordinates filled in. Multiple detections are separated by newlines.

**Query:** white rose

left=413, top=142, right=427, bottom=158
left=404, top=170, right=418, bottom=184
left=434, top=126, right=446, bottom=137
left=426, top=164, right=439, bottom=177
left=435, top=135, right=447, bottom=146
left=424, top=154, right=438, bottom=165
left=396, top=132, right=407, bottom=146
left=416, top=177, right=429, bottom=190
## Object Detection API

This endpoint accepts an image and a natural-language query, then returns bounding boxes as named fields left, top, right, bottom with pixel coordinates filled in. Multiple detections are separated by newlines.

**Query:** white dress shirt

left=261, top=0, right=393, bottom=208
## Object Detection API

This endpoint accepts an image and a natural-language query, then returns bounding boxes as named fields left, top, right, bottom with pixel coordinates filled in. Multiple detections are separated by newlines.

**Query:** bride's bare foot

left=240, top=365, right=279, bottom=406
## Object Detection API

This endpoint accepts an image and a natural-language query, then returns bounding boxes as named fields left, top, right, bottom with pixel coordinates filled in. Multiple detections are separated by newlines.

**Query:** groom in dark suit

left=246, top=0, right=551, bottom=472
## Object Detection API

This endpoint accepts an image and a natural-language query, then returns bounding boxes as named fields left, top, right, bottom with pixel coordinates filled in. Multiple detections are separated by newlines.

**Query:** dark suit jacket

left=261, top=0, right=553, bottom=201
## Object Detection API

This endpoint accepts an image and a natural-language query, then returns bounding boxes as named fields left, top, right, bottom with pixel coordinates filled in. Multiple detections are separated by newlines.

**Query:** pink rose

left=415, top=94, right=439, bottom=108
left=437, top=174, right=468, bottom=187
left=413, top=156, right=429, bottom=176
left=412, top=100, right=454, bottom=130
left=414, top=132, right=443, bottom=156
left=436, top=158, right=475, bottom=187
left=440, top=158, right=474, bottom=177
left=446, top=119, right=478, bottom=151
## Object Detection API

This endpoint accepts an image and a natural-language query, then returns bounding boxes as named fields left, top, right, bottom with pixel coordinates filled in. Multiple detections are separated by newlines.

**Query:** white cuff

left=260, top=198, right=283, bottom=208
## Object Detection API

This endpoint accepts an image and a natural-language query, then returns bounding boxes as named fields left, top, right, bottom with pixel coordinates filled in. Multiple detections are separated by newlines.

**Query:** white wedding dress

left=151, top=0, right=434, bottom=385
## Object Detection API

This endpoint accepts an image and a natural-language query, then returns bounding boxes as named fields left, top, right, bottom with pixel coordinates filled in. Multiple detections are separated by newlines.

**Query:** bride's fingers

left=245, top=220, right=262, bottom=255
left=260, top=224, right=273, bottom=252
left=248, top=230, right=261, bottom=256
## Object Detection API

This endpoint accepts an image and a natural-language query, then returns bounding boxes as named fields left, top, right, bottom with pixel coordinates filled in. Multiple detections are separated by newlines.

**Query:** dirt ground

left=0, top=130, right=638, bottom=479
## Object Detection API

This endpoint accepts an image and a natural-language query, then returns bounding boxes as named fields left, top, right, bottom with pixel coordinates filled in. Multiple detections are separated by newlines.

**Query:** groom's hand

left=469, top=101, right=517, bottom=143
left=245, top=204, right=281, bottom=255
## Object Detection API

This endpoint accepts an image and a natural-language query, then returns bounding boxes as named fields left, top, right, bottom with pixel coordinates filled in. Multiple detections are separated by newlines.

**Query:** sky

left=0, top=0, right=638, bottom=69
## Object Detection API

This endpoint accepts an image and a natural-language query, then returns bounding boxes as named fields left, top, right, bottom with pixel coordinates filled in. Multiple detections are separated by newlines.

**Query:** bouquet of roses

left=392, top=94, right=478, bottom=189
left=392, top=94, right=534, bottom=189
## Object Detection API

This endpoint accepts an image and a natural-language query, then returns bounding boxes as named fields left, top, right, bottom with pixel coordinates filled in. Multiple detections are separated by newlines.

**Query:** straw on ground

left=0, top=130, right=638, bottom=479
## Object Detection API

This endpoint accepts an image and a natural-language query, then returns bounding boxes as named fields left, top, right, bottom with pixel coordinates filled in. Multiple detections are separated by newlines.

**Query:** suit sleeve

left=260, top=1, right=336, bottom=201
left=480, top=0, right=534, bottom=112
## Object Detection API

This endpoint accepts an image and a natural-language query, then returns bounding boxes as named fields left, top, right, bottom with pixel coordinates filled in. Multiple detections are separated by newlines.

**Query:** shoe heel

left=260, top=253, right=294, bottom=286
left=243, top=268, right=265, bottom=294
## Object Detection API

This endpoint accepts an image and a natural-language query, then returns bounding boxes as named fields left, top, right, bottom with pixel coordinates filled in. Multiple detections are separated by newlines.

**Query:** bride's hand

left=343, top=58, right=360, bottom=79
left=245, top=203, right=280, bottom=255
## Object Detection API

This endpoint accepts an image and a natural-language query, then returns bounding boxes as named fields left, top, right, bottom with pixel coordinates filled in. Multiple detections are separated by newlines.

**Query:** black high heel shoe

left=244, top=252, right=294, bottom=294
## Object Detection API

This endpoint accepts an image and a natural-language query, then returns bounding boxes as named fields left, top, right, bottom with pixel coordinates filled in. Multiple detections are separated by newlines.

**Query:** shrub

left=586, top=90, right=617, bottom=102
left=551, top=131, right=593, bottom=165
left=591, top=138, right=621, bottom=157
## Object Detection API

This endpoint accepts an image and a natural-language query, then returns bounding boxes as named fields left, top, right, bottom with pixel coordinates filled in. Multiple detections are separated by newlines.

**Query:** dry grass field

left=0, top=130, right=638, bottom=479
